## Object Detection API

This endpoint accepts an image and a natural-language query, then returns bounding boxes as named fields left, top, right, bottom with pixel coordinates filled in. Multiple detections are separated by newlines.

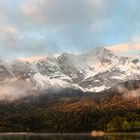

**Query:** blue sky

left=0, top=0, right=140, bottom=59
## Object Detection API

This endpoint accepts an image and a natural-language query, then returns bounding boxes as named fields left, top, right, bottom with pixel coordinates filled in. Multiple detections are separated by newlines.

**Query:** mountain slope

left=0, top=47, right=140, bottom=101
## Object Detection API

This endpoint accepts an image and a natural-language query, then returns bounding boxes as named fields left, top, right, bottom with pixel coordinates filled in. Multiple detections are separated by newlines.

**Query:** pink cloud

left=107, top=43, right=140, bottom=54
left=20, top=3, right=39, bottom=15
left=2, top=26, right=17, bottom=34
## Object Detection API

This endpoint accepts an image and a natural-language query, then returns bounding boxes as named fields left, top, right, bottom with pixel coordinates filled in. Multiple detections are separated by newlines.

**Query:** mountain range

left=0, top=47, right=140, bottom=101
left=0, top=47, right=140, bottom=132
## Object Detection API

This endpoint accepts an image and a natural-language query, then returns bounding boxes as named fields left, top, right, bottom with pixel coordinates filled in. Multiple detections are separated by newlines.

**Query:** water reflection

left=0, top=134, right=139, bottom=140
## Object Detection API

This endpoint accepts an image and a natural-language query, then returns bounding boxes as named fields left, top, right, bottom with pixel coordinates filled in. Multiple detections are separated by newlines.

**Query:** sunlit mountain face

left=0, top=0, right=140, bottom=133
left=0, top=52, right=140, bottom=132
left=0, top=47, right=140, bottom=102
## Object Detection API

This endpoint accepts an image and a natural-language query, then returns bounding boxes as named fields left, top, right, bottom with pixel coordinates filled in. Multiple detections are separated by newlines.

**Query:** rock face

left=1, top=47, right=140, bottom=100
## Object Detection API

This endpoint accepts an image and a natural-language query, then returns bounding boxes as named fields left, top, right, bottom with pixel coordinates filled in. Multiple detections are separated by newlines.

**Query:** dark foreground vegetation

left=0, top=103, right=139, bottom=133
left=0, top=80, right=140, bottom=133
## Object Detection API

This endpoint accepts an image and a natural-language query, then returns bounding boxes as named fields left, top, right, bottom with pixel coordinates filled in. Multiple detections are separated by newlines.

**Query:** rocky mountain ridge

left=0, top=47, right=140, bottom=100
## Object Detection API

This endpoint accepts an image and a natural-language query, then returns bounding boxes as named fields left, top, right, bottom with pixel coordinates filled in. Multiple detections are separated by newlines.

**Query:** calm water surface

left=0, top=133, right=139, bottom=140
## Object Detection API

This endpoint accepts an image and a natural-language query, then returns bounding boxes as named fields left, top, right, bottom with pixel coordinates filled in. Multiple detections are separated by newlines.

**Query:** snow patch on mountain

left=1, top=47, right=140, bottom=94
left=33, top=73, right=71, bottom=91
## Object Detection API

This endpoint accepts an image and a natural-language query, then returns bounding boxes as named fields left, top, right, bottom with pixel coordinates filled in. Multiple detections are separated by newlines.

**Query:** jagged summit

left=0, top=47, right=140, bottom=101
left=89, top=47, right=114, bottom=56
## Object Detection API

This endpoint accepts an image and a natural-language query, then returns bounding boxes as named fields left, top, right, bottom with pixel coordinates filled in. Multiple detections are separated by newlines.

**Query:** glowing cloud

left=20, top=3, right=39, bottom=15
left=107, top=43, right=140, bottom=55
left=2, top=26, right=17, bottom=34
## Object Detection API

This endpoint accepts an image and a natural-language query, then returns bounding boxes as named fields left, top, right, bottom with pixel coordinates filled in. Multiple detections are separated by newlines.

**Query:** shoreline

left=106, top=132, right=140, bottom=136
left=0, top=132, right=139, bottom=136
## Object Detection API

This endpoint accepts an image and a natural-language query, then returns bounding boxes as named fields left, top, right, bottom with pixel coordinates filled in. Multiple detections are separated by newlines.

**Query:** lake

left=0, top=133, right=139, bottom=140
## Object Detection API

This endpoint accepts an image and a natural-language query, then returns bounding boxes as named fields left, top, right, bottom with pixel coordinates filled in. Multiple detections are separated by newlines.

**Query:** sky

left=0, top=0, right=140, bottom=59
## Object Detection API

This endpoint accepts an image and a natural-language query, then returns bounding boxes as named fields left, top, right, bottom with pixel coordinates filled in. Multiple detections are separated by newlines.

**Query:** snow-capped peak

left=1, top=47, right=140, bottom=94
left=19, top=56, right=47, bottom=64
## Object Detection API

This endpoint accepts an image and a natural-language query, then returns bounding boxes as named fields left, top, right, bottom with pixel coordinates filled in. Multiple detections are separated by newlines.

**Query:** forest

left=0, top=103, right=139, bottom=133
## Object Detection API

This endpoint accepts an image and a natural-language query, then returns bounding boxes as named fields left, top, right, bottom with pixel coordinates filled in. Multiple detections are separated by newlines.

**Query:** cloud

left=0, top=0, right=140, bottom=58
left=88, top=0, right=107, bottom=9
left=2, top=26, right=18, bottom=34
left=117, top=84, right=140, bottom=99
left=107, top=35, right=140, bottom=55
left=107, top=43, right=140, bottom=55
left=20, top=3, right=39, bottom=15
left=18, top=0, right=112, bottom=31
left=0, top=26, right=19, bottom=56
left=1, top=0, right=111, bottom=58
left=0, top=79, right=34, bottom=101
left=0, top=27, right=50, bottom=59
